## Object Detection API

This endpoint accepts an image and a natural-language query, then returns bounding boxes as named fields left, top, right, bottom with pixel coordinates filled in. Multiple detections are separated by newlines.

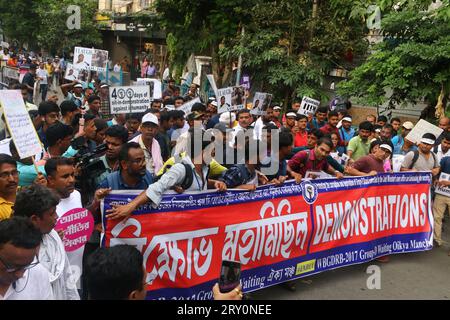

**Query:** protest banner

left=217, top=86, right=245, bottom=114
left=109, top=86, right=151, bottom=114
left=73, top=47, right=109, bottom=72
left=435, top=172, right=450, bottom=197
left=251, top=92, right=273, bottom=116
left=136, top=78, right=162, bottom=101
left=298, top=96, right=320, bottom=116
left=0, top=90, right=42, bottom=159
left=178, top=97, right=201, bottom=116
left=102, top=172, right=433, bottom=300
left=405, top=119, right=443, bottom=145
left=55, top=208, right=94, bottom=253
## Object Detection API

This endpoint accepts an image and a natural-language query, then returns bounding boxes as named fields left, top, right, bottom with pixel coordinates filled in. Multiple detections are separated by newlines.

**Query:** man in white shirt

left=13, top=185, right=80, bottom=300
left=0, top=217, right=54, bottom=300
left=253, top=105, right=275, bottom=140
left=45, top=158, right=85, bottom=292
left=37, top=62, right=49, bottom=102
left=434, top=131, right=450, bottom=163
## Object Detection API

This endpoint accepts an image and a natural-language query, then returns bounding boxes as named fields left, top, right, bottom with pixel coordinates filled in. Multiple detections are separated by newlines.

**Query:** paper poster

left=109, top=86, right=151, bottom=114
left=405, top=119, right=443, bottom=145
left=298, top=96, right=320, bottom=116
left=251, top=92, right=273, bottom=116
left=73, top=47, right=109, bottom=72
left=392, top=155, right=405, bottom=172
left=304, top=171, right=332, bottom=180
left=178, top=97, right=201, bottom=116
left=136, top=78, right=162, bottom=101
left=435, top=172, right=450, bottom=198
left=217, top=86, right=246, bottom=113
left=64, top=63, right=89, bottom=85
left=330, top=152, right=350, bottom=166
left=55, top=208, right=94, bottom=252
left=0, top=90, right=42, bottom=159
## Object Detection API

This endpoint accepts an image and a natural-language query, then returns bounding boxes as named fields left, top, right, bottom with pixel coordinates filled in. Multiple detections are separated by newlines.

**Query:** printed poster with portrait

left=73, top=47, right=109, bottom=72
left=251, top=92, right=273, bottom=116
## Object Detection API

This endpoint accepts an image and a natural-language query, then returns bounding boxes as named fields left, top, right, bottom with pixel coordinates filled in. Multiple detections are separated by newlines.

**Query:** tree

left=337, top=0, right=450, bottom=120
left=0, top=0, right=39, bottom=48
left=34, top=0, right=102, bottom=55
left=156, top=0, right=369, bottom=106
left=0, top=0, right=101, bottom=54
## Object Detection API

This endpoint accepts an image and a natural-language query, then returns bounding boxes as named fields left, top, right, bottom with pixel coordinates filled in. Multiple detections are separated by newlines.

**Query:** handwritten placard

left=0, top=90, right=42, bottom=159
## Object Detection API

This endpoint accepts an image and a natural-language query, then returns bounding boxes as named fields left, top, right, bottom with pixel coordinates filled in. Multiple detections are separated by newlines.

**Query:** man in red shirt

left=293, top=114, right=308, bottom=147
left=287, top=137, right=344, bottom=183
left=346, top=140, right=393, bottom=176
left=320, top=111, right=345, bottom=147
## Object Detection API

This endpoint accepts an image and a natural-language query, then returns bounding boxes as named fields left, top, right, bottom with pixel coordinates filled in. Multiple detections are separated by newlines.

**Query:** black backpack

left=154, top=162, right=194, bottom=190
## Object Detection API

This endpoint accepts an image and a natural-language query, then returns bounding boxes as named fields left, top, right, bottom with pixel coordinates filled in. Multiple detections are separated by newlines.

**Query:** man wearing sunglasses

left=0, top=216, right=53, bottom=300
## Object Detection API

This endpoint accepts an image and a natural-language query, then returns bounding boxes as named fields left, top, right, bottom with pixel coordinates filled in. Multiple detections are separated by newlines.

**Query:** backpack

left=409, top=150, right=437, bottom=169
left=154, top=162, right=194, bottom=190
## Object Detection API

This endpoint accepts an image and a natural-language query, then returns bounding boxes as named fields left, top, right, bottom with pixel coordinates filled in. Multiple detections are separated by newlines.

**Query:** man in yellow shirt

left=45, top=58, right=54, bottom=88
left=0, top=154, right=19, bottom=221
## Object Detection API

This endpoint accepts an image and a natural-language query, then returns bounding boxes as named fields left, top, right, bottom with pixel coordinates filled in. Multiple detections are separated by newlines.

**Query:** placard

left=405, top=119, right=443, bottom=145
left=73, top=47, right=109, bottom=72
left=0, top=90, right=42, bottom=159
left=136, top=78, right=162, bottom=101
left=55, top=208, right=94, bottom=252
left=251, top=92, right=273, bottom=116
left=217, top=86, right=245, bottom=113
left=109, top=86, right=151, bottom=114
left=298, top=96, right=320, bottom=116
left=178, top=97, right=201, bottom=116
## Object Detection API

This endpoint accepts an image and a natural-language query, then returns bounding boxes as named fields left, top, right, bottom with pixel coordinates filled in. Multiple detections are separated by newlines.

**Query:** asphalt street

left=252, top=217, right=450, bottom=300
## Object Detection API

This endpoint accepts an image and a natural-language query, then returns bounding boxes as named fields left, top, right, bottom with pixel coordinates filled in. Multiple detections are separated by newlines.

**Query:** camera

left=73, top=142, right=108, bottom=205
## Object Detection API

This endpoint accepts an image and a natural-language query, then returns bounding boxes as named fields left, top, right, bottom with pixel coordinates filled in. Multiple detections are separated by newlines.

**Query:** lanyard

left=193, top=167, right=204, bottom=190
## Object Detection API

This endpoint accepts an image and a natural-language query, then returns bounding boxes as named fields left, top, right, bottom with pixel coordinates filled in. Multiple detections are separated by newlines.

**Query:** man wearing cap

left=347, top=141, right=393, bottom=176
left=62, top=82, right=85, bottom=109
left=130, top=113, right=163, bottom=176
left=272, top=106, right=282, bottom=128
left=283, top=111, right=297, bottom=133
left=391, top=121, right=415, bottom=155
left=338, top=116, right=355, bottom=154
left=401, top=133, right=440, bottom=175
left=206, top=100, right=220, bottom=129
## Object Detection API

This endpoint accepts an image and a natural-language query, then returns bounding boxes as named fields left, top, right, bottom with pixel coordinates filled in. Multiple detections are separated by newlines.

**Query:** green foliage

left=0, top=0, right=101, bottom=53
left=337, top=0, right=450, bottom=110
left=156, top=0, right=369, bottom=104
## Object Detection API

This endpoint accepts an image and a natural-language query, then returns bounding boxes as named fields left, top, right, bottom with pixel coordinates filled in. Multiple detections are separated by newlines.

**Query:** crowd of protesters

left=0, top=54, right=449, bottom=300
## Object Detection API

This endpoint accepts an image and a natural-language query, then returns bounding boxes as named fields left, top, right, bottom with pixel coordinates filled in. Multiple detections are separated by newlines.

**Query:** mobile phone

left=219, top=260, right=241, bottom=293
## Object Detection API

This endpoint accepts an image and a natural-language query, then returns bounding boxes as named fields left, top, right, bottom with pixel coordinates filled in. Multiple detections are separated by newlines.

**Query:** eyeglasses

left=0, top=254, right=39, bottom=273
left=0, top=170, right=19, bottom=179
left=129, top=158, right=146, bottom=165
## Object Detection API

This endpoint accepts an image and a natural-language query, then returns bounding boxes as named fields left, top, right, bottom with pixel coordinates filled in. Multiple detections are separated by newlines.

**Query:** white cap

left=141, top=113, right=159, bottom=126
left=211, top=101, right=218, bottom=107
left=273, top=106, right=282, bottom=111
left=219, top=112, right=236, bottom=127
left=402, top=121, right=414, bottom=130
left=73, top=83, right=83, bottom=88
left=342, top=117, right=352, bottom=122
left=286, top=112, right=297, bottom=118
left=420, top=138, right=435, bottom=145
left=380, top=144, right=393, bottom=153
